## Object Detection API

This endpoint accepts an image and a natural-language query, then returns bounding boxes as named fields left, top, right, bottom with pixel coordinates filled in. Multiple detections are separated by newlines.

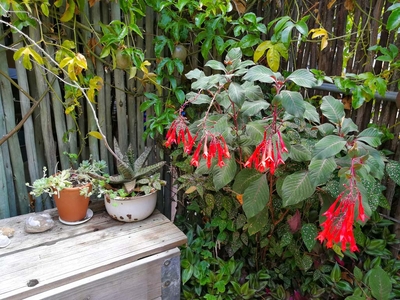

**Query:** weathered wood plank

left=0, top=204, right=186, bottom=299
left=24, top=248, right=180, bottom=300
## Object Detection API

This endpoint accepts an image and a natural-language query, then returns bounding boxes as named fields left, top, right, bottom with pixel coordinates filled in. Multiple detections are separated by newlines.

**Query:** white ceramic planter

left=104, top=190, right=157, bottom=222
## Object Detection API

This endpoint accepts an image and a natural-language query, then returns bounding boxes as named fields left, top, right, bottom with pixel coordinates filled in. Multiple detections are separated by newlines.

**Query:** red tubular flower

left=277, top=130, right=288, bottom=153
left=216, top=142, right=225, bottom=168
left=165, top=120, right=178, bottom=147
left=317, top=187, right=362, bottom=252
left=190, top=142, right=202, bottom=167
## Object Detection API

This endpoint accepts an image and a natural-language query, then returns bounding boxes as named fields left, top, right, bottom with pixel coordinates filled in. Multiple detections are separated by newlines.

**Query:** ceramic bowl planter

left=104, top=190, right=157, bottom=222
left=53, top=183, right=92, bottom=222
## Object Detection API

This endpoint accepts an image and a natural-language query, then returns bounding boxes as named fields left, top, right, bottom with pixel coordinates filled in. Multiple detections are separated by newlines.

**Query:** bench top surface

left=0, top=201, right=187, bottom=299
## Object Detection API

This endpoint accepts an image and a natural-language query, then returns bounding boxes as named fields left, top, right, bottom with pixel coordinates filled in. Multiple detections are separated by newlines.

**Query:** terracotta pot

left=104, top=190, right=157, bottom=222
left=53, top=183, right=92, bottom=222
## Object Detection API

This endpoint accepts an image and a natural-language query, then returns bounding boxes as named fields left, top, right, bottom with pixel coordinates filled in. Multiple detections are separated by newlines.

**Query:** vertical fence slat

left=0, top=97, right=11, bottom=218
left=28, top=26, right=58, bottom=174
left=0, top=27, right=29, bottom=215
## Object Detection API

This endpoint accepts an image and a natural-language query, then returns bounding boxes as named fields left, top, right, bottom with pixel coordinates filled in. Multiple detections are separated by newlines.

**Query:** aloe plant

left=98, top=139, right=166, bottom=196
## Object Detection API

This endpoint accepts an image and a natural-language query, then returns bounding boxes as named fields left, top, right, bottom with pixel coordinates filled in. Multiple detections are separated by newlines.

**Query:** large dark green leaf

left=303, top=101, right=320, bottom=124
left=357, top=127, right=382, bottom=147
left=232, top=168, right=262, bottom=194
left=213, top=156, right=237, bottom=190
left=242, top=65, right=275, bottom=83
left=282, top=171, right=315, bottom=207
left=369, top=267, right=392, bottom=300
left=228, top=82, right=245, bottom=106
left=313, top=135, right=346, bottom=160
left=247, top=206, right=269, bottom=235
left=280, top=91, right=305, bottom=118
left=289, top=144, right=311, bottom=162
left=387, top=6, right=400, bottom=31
left=286, top=69, right=317, bottom=88
left=240, top=100, right=270, bottom=117
left=243, top=175, right=269, bottom=219
left=245, top=121, right=266, bottom=143
left=205, top=59, right=227, bottom=72
left=308, top=157, right=337, bottom=187
left=320, top=95, right=344, bottom=124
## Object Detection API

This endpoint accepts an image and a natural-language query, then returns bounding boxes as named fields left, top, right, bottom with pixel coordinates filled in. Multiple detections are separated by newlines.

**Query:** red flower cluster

left=165, top=116, right=196, bottom=154
left=191, top=134, right=230, bottom=168
left=165, top=118, right=230, bottom=168
left=244, top=130, right=288, bottom=174
left=317, top=185, right=366, bottom=252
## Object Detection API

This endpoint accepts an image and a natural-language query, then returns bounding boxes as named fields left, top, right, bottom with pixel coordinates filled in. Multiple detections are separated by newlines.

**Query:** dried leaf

left=327, top=0, right=336, bottom=9
left=344, top=0, right=355, bottom=11
left=232, top=0, right=246, bottom=14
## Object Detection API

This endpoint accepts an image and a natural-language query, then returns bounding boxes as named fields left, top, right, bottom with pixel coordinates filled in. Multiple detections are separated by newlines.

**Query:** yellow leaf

left=129, top=66, right=137, bottom=79
left=74, top=53, right=87, bottom=70
left=254, top=40, right=272, bottom=62
left=88, top=131, right=103, bottom=140
left=60, top=0, right=76, bottom=22
left=140, top=60, right=151, bottom=74
left=65, top=105, right=75, bottom=114
left=309, top=28, right=329, bottom=51
left=185, top=186, right=197, bottom=194
left=266, top=47, right=281, bottom=72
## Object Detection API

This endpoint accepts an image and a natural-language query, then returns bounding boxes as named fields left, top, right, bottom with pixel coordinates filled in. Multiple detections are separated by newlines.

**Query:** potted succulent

left=96, top=139, right=166, bottom=222
left=27, top=159, right=107, bottom=223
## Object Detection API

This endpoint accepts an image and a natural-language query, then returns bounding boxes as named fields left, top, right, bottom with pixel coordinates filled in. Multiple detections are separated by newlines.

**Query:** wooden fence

left=0, top=1, right=399, bottom=230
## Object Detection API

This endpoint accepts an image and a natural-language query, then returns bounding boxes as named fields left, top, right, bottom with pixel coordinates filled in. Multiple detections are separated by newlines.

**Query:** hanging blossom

left=165, top=118, right=230, bottom=168
left=190, top=133, right=230, bottom=168
left=244, top=130, right=288, bottom=174
left=165, top=115, right=196, bottom=154
left=317, top=158, right=366, bottom=252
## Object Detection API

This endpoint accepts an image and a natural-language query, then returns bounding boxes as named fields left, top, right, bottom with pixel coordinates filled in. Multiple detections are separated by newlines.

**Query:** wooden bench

left=0, top=201, right=187, bottom=300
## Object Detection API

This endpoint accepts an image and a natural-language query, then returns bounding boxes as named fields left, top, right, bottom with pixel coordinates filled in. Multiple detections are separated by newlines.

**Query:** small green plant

left=96, top=139, right=166, bottom=198
left=27, top=158, right=107, bottom=198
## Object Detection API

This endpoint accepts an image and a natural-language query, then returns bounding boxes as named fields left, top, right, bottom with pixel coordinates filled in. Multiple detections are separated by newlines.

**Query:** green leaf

left=228, top=82, right=245, bottom=106
left=212, top=156, right=237, bottom=190
left=313, top=135, right=346, bottom=160
left=204, top=60, right=227, bottom=72
left=308, top=157, right=337, bottom=187
left=386, top=160, right=400, bottom=185
left=330, top=263, right=341, bottom=283
left=232, top=169, right=262, bottom=194
left=387, top=7, right=400, bottom=31
left=279, top=91, right=306, bottom=118
left=286, top=69, right=316, bottom=88
left=243, top=65, right=275, bottom=83
left=240, top=100, right=270, bottom=117
left=369, top=267, right=392, bottom=300
left=245, top=121, right=267, bottom=143
left=301, top=223, right=318, bottom=252
left=247, top=206, right=269, bottom=235
left=243, top=175, right=269, bottom=219
left=357, top=127, right=382, bottom=147
left=320, top=95, right=345, bottom=124
left=289, top=144, right=311, bottom=162
left=353, top=266, right=363, bottom=282
left=303, top=101, right=320, bottom=124
left=281, top=171, right=315, bottom=207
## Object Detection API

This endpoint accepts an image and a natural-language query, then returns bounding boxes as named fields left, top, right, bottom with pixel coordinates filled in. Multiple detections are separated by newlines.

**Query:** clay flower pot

left=53, top=183, right=92, bottom=222
left=104, top=190, right=157, bottom=222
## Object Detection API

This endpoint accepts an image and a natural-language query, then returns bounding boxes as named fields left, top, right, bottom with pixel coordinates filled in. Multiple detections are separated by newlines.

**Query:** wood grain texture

left=0, top=202, right=186, bottom=299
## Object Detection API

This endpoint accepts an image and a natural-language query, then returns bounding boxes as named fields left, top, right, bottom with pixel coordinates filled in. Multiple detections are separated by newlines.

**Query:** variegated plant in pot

left=96, top=140, right=166, bottom=222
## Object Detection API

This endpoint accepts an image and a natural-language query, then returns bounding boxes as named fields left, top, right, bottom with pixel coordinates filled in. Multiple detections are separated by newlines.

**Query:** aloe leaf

left=134, top=147, right=152, bottom=171
left=133, top=161, right=166, bottom=179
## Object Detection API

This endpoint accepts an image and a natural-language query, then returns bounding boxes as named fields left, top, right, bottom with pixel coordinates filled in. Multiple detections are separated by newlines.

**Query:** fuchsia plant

left=165, top=48, right=386, bottom=253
